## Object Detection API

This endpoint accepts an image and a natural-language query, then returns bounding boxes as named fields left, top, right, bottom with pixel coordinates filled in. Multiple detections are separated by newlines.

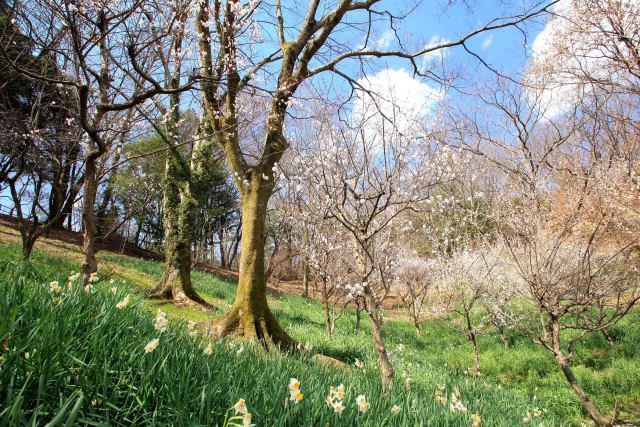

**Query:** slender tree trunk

left=470, top=333, right=480, bottom=376
left=228, top=219, right=241, bottom=269
left=556, top=351, right=610, bottom=425
left=364, top=288, right=394, bottom=389
left=551, top=319, right=611, bottom=426
left=81, top=157, right=99, bottom=288
left=355, top=302, right=361, bottom=333
left=355, top=241, right=394, bottom=389
left=302, top=262, right=310, bottom=298
left=465, top=311, right=481, bottom=375
left=322, top=280, right=332, bottom=337
left=413, top=300, right=421, bottom=334
left=211, top=184, right=293, bottom=348
left=218, top=228, right=227, bottom=268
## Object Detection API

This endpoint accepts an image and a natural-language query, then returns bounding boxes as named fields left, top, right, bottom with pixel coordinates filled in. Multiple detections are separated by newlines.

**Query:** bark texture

left=148, top=141, right=213, bottom=308
left=210, top=183, right=293, bottom=348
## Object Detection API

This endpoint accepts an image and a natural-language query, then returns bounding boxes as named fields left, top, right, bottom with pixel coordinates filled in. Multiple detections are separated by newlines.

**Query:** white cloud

left=352, top=68, right=443, bottom=146
left=481, top=35, right=493, bottom=50
left=373, top=29, right=395, bottom=50
left=420, top=35, right=451, bottom=72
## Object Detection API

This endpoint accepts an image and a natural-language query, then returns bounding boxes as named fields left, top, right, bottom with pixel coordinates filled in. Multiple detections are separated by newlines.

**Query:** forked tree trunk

left=211, top=183, right=293, bottom=348
left=413, top=316, right=421, bottom=335
left=81, top=158, right=99, bottom=288
left=500, top=333, right=510, bottom=348
left=601, top=328, right=614, bottom=347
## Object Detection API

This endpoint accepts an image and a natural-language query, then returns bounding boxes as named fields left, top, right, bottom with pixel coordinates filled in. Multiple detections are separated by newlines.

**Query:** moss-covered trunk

left=212, top=183, right=293, bottom=348
left=148, top=153, right=212, bottom=308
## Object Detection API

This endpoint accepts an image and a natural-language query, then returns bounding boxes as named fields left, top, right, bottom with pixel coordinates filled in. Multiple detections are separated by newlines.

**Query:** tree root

left=146, top=270, right=215, bottom=310
left=208, top=304, right=295, bottom=350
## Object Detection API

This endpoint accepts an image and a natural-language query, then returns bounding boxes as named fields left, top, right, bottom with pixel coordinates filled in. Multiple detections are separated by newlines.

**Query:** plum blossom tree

left=194, top=0, right=558, bottom=348
left=456, top=75, right=640, bottom=425
left=438, top=243, right=501, bottom=376
left=529, top=0, right=640, bottom=116
left=395, top=253, right=439, bottom=334
left=289, top=88, right=458, bottom=386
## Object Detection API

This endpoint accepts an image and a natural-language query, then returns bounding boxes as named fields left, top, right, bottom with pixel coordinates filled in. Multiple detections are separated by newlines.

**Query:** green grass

left=0, top=242, right=639, bottom=425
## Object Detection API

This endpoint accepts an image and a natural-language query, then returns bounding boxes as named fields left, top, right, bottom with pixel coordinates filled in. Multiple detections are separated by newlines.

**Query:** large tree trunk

left=148, top=155, right=212, bottom=308
left=211, top=184, right=293, bottom=348
left=21, top=235, right=35, bottom=261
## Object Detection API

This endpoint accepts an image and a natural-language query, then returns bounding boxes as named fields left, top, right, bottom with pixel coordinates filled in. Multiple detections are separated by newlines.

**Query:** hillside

left=0, top=225, right=639, bottom=426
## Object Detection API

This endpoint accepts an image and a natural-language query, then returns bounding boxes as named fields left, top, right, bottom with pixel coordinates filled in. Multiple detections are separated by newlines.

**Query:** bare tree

left=5, top=0, right=195, bottom=287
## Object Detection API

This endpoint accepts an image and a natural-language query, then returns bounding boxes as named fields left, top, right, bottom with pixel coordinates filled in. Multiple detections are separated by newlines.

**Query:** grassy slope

left=0, top=231, right=639, bottom=426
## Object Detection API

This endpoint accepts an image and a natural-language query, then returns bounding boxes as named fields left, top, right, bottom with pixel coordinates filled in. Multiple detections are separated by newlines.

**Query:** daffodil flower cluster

left=325, top=384, right=346, bottom=414
left=355, top=394, right=369, bottom=413
left=288, top=378, right=303, bottom=403
left=434, top=384, right=448, bottom=404
left=449, top=388, right=467, bottom=414
left=523, top=407, right=544, bottom=424
left=203, top=342, right=213, bottom=355
left=433, top=384, right=483, bottom=425
left=154, top=310, right=168, bottom=333
left=67, top=272, right=80, bottom=289
left=49, top=280, right=61, bottom=293
left=144, top=338, right=159, bottom=353
left=116, top=295, right=131, bottom=309
left=88, top=272, right=100, bottom=283
left=227, top=399, right=255, bottom=427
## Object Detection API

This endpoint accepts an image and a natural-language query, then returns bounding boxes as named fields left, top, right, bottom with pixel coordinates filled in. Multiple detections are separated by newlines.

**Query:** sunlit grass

left=0, top=239, right=638, bottom=425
